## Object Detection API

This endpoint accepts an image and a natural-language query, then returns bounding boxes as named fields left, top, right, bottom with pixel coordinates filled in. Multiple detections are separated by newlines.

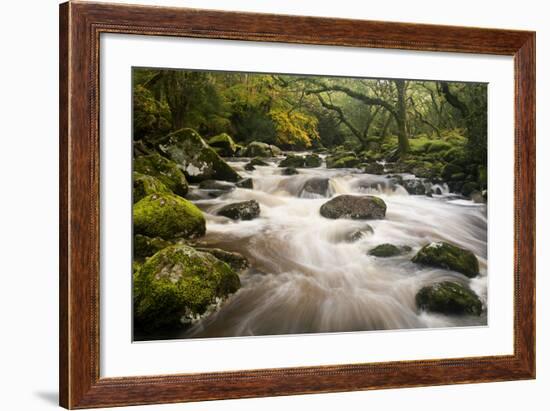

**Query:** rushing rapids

left=176, top=155, right=487, bottom=339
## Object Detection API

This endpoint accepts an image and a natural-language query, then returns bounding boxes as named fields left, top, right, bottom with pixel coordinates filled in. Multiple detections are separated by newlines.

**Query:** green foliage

left=133, top=85, right=171, bottom=140
left=269, top=109, right=320, bottom=149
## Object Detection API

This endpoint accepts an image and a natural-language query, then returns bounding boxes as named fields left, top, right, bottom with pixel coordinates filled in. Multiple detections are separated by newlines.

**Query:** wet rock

left=326, top=153, right=360, bottom=169
left=195, top=247, right=249, bottom=272
left=279, top=155, right=306, bottom=168
left=304, top=154, right=322, bottom=168
left=158, top=128, right=240, bottom=182
left=363, top=162, right=385, bottom=175
left=412, top=242, right=479, bottom=278
left=301, top=178, right=330, bottom=197
left=133, top=193, right=206, bottom=240
left=402, top=178, right=426, bottom=195
left=320, top=195, right=386, bottom=220
left=282, top=167, right=299, bottom=175
left=217, top=200, right=261, bottom=220
left=248, top=157, right=270, bottom=166
left=133, top=244, right=241, bottom=331
left=346, top=226, right=374, bottom=242
left=470, top=190, right=485, bottom=203
left=461, top=181, right=478, bottom=197
left=134, top=153, right=188, bottom=196
left=236, top=178, right=254, bottom=189
left=244, top=163, right=256, bottom=171
left=416, top=281, right=482, bottom=316
left=198, top=180, right=235, bottom=191
left=368, top=243, right=412, bottom=257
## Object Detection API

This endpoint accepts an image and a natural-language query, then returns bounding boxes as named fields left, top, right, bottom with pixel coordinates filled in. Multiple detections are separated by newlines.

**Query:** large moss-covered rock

left=320, top=195, right=386, bottom=220
left=412, top=242, right=479, bottom=277
left=416, top=281, right=482, bottom=316
left=282, top=167, right=298, bottom=175
left=242, top=141, right=281, bottom=157
left=133, top=244, right=241, bottom=330
left=368, top=243, right=412, bottom=257
left=133, top=193, right=206, bottom=240
left=217, top=200, right=260, bottom=220
left=133, top=172, right=171, bottom=203
left=134, top=234, right=173, bottom=260
left=363, top=162, right=385, bottom=175
left=208, top=133, right=238, bottom=157
left=134, top=153, right=188, bottom=196
left=304, top=154, right=322, bottom=167
left=159, top=128, right=240, bottom=182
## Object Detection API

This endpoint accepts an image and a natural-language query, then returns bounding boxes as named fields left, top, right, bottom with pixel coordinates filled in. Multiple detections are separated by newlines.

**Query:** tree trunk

left=394, top=80, right=410, bottom=155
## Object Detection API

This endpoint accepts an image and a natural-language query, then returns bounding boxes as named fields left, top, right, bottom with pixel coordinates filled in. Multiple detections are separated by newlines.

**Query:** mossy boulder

left=279, top=155, right=306, bottom=168
left=412, top=242, right=479, bottom=277
left=242, top=141, right=281, bottom=157
left=217, top=200, right=260, bottom=220
left=158, top=128, right=240, bottom=182
left=133, top=244, right=241, bottom=331
left=208, top=133, right=238, bottom=157
left=320, top=195, right=386, bottom=220
left=133, top=172, right=171, bottom=203
left=195, top=247, right=249, bottom=272
left=133, top=193, right=206, bottom=240
left=249, top=157, right=269, bottom=166
left=134, top=153, right=188, bottom=196
left=416, top=281, right=482, bottom=316
left=368, top=243, right=412, bottom=257
left=134, top=234, right=173, bottom=260
left=304, top=154, right=322, bottom=167
left=402, top=178, right=427, bottom=195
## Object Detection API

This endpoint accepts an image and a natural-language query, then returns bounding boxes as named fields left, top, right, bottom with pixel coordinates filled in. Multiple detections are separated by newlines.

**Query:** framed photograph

left=59, top=2, right=535, bottom=408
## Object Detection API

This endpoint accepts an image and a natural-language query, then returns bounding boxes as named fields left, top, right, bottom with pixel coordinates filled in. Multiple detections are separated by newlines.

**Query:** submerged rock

left=301, top=178, right=330, bottom=197
left=320, top=195, right=386, bottom=220
left=198, top=180, right=235, bottom=191
left=416, top=281, right=482, bottom=316
left=158, top=128, right=240, bottom=182
left=346, top=226, right=374, bottom=242
left=195, top=247, right=249, bottom=272
left=133, top=193, right=206, bottom=240
left=134, top=153, right=188, bottom=196
left=217, top=200, right=260, bottom=220
left=412, top=242, right=479, bottom=278
left=133, top=244, right=241, bottom=331
left=133, top=172, right=171, bottom=203
left=402, top=178, right=426, bottom=195
left=236, top=178, right=254, bottom=189
left=208, top=133, right=238, bottom=157
left=368, top=243, right=412, bottom=257
left=282, top=167, right=299, bottom=175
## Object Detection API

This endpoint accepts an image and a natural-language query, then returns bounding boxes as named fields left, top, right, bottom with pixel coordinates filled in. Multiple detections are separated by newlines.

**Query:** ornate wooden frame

left=59, top=1, right=536, bottom=408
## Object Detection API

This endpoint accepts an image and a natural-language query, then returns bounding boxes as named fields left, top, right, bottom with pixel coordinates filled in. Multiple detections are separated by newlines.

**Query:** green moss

left=368, top=243, right=412, bottom=257
left=416, top=281, right=482, bottom=316
left=134, top=234, right=173, bottom=260
left=208, top=133, right=238, bottom=157
left=133, top=193, right=206, bottom=240
left=304, top=154, right=322, bottom=167
left=242, top=141, right=276, bottom=157
left=326, top=154, right=360, bottom=168
left=133, top=172, right=171, bottom=203
left=134, top=244, right=241, bottom=331
left=134, top=153, right=188, bottom=196
left=412, top=242, right=479, bottom=278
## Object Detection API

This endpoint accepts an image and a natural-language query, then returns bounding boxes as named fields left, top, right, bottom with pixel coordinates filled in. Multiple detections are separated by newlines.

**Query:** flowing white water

left=180, top=156, right=487, bottom=338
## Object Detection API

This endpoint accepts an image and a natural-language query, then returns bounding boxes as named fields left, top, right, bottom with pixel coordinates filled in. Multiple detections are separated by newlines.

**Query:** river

left=179, top=153, right=487, bottom=339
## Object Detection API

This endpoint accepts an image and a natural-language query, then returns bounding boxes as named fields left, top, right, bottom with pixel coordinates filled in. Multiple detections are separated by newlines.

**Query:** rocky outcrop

left=320, top=195, right=387, bottom=220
